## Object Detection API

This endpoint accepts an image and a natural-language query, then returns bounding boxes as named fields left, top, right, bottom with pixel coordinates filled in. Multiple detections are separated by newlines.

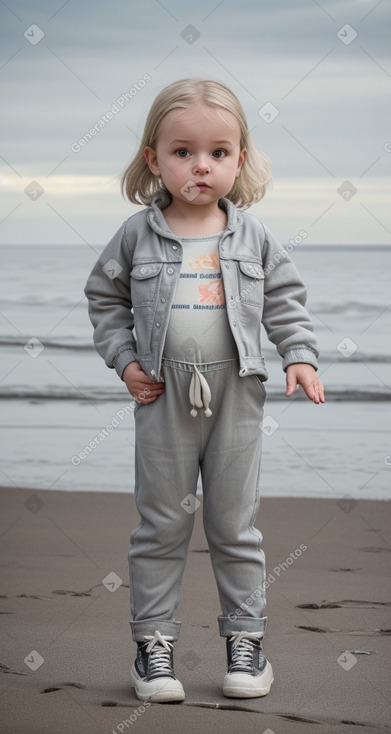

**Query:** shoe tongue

left=232, top=631, right=262, bottom=647
left=145, top=631, right=173, bottom=652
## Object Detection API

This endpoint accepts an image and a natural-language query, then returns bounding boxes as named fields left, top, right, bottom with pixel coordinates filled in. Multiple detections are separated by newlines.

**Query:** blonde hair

left=120, top=77, right=272, bottom=210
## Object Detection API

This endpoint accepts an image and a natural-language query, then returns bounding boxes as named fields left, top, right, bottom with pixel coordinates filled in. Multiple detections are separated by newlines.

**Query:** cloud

left=1, top=0, right=390, bottom=243
left=1, top=174, right=389, bottom=246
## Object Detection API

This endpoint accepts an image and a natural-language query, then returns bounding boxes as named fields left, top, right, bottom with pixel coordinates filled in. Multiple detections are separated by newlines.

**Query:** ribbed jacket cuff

left=282, top=346, right=318, bottom=372
left=113, top=349, right=137, bottom=380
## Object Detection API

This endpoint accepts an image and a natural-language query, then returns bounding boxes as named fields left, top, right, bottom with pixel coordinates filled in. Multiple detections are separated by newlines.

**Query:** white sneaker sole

left=131, top=663, right=185, bottom=702
left=223, top=661, right=274, bottom=698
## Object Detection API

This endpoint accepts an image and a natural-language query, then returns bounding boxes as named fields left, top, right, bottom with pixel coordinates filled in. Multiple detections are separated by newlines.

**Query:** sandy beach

left=1, top=487, right=390, bottom=734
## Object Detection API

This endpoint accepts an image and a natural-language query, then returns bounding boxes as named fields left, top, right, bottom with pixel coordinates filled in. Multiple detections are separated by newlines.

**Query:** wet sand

left=0, top=487, right=390, bottom=734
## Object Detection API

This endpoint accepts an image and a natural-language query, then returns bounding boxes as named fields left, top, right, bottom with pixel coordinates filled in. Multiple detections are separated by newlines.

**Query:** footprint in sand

left=296, top=625, right=391, bottom=635
left=41, top=682, right=87, bottom=694
left=296, top=600, right=391, bottom=609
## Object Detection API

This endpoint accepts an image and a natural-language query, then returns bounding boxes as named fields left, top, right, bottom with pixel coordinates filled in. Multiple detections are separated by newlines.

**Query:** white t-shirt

left=163, top=232, right=238, bottom=363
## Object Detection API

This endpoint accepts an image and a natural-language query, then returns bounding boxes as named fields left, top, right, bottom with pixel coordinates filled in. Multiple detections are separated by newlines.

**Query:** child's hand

left=123, top=361, right=165, bottom=404
left=285, top=364, right=325, bottom=404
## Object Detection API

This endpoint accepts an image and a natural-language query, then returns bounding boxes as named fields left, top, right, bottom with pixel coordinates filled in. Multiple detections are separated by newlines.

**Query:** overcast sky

left=1, top=0, right=390, bottom=245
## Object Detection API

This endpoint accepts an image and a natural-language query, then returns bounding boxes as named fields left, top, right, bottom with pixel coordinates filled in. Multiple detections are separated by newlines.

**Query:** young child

left=84, top=78, right=325, bottom=704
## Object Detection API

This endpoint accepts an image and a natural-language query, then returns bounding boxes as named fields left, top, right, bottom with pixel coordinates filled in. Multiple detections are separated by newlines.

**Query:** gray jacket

left=84, top=190, right=319, bottom=382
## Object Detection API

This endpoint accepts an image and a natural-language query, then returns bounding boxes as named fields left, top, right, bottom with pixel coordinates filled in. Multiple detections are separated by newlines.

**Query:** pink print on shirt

left=198, top=279, right=225, bottom=305
left=189, top=253, right=220, bottom=271
left=189, top=252, right=225, bottom=306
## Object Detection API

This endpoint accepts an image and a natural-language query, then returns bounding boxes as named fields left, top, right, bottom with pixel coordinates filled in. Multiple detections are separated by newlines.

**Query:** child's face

left=144, top=102, right=246, bottom=208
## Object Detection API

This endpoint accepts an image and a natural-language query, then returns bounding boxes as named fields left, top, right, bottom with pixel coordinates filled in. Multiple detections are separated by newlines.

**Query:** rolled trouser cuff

left=129, top=619, right=181, bottom=642
left=218, top=615, right=267, bottom=637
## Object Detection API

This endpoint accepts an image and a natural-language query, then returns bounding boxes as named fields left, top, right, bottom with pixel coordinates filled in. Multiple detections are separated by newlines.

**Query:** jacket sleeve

left=84, top=221, right=138, bottom=380
left=260, top=224, right=319, bottom=371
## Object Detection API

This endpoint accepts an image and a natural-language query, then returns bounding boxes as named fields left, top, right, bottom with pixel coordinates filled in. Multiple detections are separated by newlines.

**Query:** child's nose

left=193, top=156, right=210, bottom=174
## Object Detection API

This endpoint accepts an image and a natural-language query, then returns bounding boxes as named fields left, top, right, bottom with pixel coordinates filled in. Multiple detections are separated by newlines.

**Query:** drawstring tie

left=189, top=365, right=212, bottom=418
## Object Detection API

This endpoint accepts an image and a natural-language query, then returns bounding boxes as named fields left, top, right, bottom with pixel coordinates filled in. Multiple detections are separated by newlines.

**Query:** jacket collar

left=147, top=189, right=243, bottom=238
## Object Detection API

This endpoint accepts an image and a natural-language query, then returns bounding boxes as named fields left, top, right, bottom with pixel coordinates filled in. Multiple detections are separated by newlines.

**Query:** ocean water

left=0, top=244, right=390, bottom=499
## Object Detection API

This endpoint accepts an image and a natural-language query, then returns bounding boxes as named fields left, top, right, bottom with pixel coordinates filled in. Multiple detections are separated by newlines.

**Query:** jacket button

left=172, top=245, right=178, bottom=250
left=156, top=322, right=160, bottom=327
left=232, top=320, right=237, bottom=326
left=225, top=264, right=230, bottom=269
left=140, top=267, right=147, bottom=274
left=167, top=267, right=174, bottom=274
left=161, top=297, right=166, bottom=303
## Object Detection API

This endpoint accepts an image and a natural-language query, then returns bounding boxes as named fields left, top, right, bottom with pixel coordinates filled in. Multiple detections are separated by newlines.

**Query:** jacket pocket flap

left=131, top=263, right=163, bottom=280
left=239, top=261, right=264, bottom=279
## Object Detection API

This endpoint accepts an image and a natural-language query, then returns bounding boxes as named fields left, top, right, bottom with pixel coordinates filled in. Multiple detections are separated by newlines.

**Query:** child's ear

left=144, top=147, right=160, bottom=176
left=235, top=148, right=247, bottom=177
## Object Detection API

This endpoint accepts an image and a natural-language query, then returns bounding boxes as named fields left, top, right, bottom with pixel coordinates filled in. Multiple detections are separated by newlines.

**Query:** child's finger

left=312, top=381, right=325, bottom=404
left=133, top=382, right=165, bottom=403
left=305, top=378, right=325, bottom=403
left=285, top=378, right=298, bottom=397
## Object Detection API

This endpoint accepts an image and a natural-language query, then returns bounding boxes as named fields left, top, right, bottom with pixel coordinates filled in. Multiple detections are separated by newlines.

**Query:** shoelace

left=144, top=630, right=175, bottom=677
left=229, top=631, right=263, bottom=672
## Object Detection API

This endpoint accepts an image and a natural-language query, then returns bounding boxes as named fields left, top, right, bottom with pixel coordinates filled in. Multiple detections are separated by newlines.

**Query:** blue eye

left=175, top=148, right=227, bottom=158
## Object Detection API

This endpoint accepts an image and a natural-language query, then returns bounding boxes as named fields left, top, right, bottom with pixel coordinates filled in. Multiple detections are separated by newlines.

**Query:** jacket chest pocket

left=130, top=263, right=163, bottom=306
left=237, top=260, right=265, bottom=307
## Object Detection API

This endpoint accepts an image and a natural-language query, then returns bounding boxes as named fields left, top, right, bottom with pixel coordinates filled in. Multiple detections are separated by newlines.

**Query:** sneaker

left=131, top=630, right=185, bottom=703
left=223, top=630, right=273, bottom=698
